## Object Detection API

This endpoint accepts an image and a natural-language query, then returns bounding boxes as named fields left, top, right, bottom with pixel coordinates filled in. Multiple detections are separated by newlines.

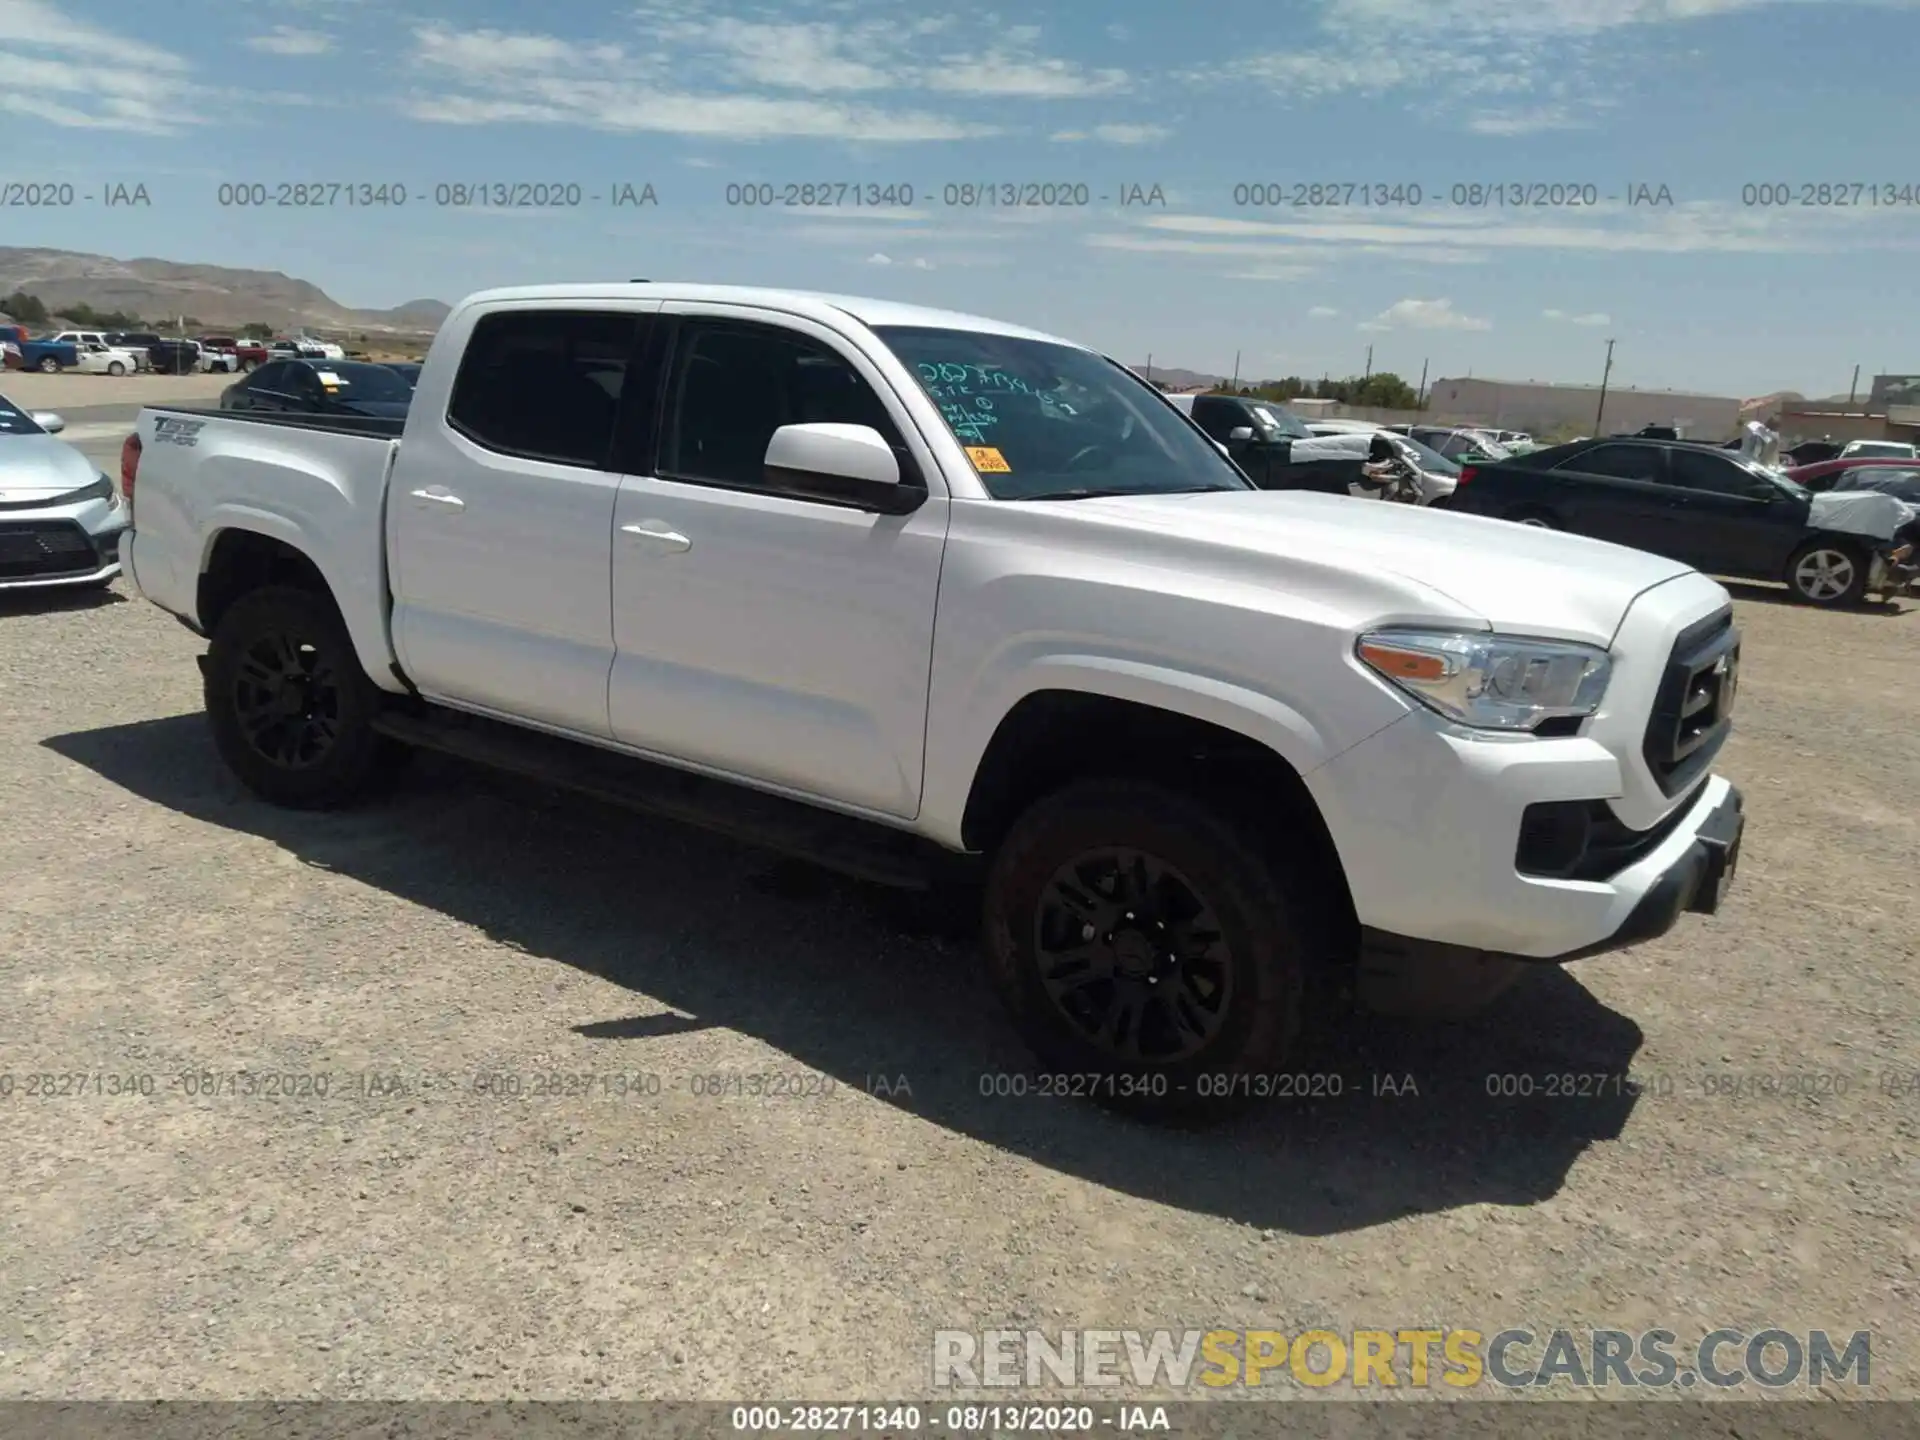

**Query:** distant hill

left=0, top=247, right=450, bottom=333
left=1130, top=364, right=1228, bottom=390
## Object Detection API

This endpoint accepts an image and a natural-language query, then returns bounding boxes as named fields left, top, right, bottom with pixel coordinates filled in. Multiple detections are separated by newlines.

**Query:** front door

left=606, top=309, right=948, bottom=818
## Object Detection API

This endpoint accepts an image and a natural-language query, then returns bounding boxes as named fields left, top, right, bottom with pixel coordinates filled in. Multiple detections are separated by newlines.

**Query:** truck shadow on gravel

left=48, top=713, right=1649, bottom=1237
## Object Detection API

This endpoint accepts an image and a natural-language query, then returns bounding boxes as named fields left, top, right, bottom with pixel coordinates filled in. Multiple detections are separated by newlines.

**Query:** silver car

left=0, top=393, right=128, bottom=591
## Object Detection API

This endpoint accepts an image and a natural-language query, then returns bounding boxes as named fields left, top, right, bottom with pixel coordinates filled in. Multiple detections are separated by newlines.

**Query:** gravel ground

left=2, top=569, right=1916, bottom=1404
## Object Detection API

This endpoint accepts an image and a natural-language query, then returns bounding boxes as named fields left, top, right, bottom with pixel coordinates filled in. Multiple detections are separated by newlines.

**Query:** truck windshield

left=0, top=395, right=44, bottom=435
left=874, top=326, right=1251, bottom=501
left=1247, top=401, right=1311, bottom=439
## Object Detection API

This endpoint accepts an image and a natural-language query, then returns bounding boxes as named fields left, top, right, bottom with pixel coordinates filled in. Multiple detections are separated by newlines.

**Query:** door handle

left=621, top=521, right=691, bottom=552
left=409, top=488, right=465, bottom=510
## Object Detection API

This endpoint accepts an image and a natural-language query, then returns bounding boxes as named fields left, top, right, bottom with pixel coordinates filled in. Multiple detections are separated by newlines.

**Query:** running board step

left=370, top=707, right=935, bottom=890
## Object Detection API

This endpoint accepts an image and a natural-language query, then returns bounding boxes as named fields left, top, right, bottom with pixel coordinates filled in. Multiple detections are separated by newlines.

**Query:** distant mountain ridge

left=0, top=247, right=450, bottom=332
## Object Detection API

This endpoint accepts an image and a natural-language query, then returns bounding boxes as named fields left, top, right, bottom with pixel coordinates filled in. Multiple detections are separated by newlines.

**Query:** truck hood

left=1065, top=488, right=1697, bottom=644
left=0, top=433, right=99, bottom=499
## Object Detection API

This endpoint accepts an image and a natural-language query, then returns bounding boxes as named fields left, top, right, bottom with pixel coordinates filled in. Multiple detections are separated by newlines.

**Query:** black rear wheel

left=982, top=780, right=1318, bottom=1120
left=205, top=586, right=399, bottom=808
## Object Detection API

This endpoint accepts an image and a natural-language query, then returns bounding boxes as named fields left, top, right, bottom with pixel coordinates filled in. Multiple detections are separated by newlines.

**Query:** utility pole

left=1847, top=364, right=1860, bottom=410
left=1417, top=357, right=1429, bottom=409
left=1231, top=350, right=1240, bottom=392
left=1363, top=345, right=1373, bottom=382
left=1594, top=338, right=1616, bottom=432
left=1144, top=353, right=1153, bottom=386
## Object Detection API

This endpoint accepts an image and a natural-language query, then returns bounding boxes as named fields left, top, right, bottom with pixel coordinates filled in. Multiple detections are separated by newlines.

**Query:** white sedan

left=71, top=341, right=142, bottom=376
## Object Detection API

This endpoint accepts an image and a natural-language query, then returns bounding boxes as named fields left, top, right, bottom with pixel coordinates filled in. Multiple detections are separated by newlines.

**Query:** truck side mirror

left=764, top=422, right=922, bottom=514
left=1227, top=426, right=1255, bottom=443
left=32, top=412, right=65, bottom=433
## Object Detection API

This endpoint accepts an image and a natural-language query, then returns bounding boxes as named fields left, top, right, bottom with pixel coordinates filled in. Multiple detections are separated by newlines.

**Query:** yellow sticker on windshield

left=965, top=446, right=1010, bottom=473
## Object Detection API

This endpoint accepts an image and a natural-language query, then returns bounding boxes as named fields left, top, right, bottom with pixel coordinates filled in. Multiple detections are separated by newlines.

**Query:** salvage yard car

left=117, top=282, right=1747, bottom=1117
left=220, top=358, right=415, bottom=419
left=1449, top=435, right=1919, bottom=606
left=0, top=392, right=126, bottom=589
left=71, top=340, right=141, bottom=376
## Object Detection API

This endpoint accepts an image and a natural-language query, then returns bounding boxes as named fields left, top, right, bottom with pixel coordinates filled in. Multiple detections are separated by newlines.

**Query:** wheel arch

left=955, top=685, right=1359, bottom=958
left=196, top=520, right=404, bottom=691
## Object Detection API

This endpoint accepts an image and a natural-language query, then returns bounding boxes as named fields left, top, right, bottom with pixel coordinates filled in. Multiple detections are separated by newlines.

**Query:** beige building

left=1425, top=377, right=1744, bottom=440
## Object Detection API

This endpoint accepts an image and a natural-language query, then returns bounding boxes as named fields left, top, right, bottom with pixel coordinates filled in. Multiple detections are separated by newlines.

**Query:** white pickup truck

left=117, top=282, right=1745, bottom=1116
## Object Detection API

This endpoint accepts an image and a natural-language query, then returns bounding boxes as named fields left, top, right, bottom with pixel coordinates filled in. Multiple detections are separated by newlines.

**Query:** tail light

left=1457, top=464, right=1478, bottom=486
left=120, top=432, right=142, bottom=514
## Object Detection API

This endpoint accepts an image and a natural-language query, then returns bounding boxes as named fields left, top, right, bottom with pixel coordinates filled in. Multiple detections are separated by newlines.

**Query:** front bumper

left=0, top=499, right=128, bottom=590
left=1357, top=784, right=1744, bottom=1015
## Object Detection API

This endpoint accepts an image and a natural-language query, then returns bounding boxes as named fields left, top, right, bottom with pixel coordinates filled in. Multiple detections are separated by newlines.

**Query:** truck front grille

left=0, top=520, right=99, bottom=579
left=1641, top=605, right=1738, bottom=797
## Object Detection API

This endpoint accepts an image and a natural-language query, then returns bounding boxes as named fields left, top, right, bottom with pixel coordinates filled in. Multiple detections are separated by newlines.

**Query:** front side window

left=448, top=309, right=639, bottom=468
left=1667, top=449, right=1773, bottom=498
left=660, top=321, right=906, bottom=491
left=1559, top=443, right=1662, bottom=482
left=875, top=326, right=1250, bottom=500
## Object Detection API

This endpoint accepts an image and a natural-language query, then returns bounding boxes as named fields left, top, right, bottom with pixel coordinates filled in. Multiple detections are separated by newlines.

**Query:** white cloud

left=1309, top=305, right=1340, bottom=317
left=868, top=252, right=893, bottom=265
left=246, top=25, right=335, bottom=55
left=1360, top=299, right=1492, bottom=332
left=1227, top=266, right=1316, bottom=281
left=1051, top=122, right=1168, bottom=144
left=0, top=0, right=196, bottom=132
left=1544, top=308, right=1611, bottom=325
left=866, top=251, right=933, bottom=270
left=1466, top=105, right=1583, bottom=134
left=402, top=6, right=1129, bottom=139
left=1200, top=0, right=1920, bottom=127
left=1128, top=202, right=1905, bottom=258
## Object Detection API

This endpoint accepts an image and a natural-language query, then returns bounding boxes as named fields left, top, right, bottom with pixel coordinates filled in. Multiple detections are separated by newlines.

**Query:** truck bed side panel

left=129, top=408, right=405, bottom=691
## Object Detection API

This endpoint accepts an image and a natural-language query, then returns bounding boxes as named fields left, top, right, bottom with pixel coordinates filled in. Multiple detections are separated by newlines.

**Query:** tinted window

left=1667, top=448, right=1773, bottom=498
left=1558, top=444, right=1663, bottom=481
left=1188, top=397, right=1245, bottom=440
left=660, top=322, right=903, bottom=490
left=449, top=310, right=638, bottom=467
left=304, top=362, right=411, bottom=402
left=249, top=363, right=288, bottom=390
left=876, top=326, right=1250, bottom=501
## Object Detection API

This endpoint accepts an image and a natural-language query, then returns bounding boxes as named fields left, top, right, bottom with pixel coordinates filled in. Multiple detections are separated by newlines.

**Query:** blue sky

left=6, top=0, right=1920, bottom=396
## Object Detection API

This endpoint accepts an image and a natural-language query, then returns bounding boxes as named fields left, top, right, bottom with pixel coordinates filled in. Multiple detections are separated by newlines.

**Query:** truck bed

left=147, top=405, right=407, bottom=441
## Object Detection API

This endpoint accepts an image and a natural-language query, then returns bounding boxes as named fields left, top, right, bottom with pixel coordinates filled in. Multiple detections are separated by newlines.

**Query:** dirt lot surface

left=2, top=371, right=234, bottom=412
left=2, top=577, right=1916, bottom=1402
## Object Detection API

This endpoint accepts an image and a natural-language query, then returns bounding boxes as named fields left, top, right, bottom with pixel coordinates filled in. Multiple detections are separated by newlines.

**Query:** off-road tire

left=982, top=779, right=1318, bottom=1121
left=204, top=585, right=398, bottom=809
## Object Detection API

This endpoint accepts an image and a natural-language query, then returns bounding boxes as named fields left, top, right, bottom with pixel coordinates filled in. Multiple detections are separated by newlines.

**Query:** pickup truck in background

left=1449, top=435, right=1920, bottom=607
left=118, top=282, right=1748, bottom=1117
left=0, top=325, right=78, bottom=373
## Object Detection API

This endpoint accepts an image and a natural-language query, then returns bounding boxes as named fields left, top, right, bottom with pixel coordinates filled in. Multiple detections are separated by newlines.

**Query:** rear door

left=1658, top=447, right=1804, bottom=577
left=388, top=302, right=659, bottom=737
left=1541, top=442, right=1681, bottom=551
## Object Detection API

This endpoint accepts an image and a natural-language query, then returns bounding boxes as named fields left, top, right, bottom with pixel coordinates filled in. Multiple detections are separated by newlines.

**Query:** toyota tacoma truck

left=116, top=283, right=1746, bottom=1117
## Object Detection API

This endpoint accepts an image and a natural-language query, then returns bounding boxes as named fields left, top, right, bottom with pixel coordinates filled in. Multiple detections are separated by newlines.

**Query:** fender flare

left=925, top=651, right=1358, bottom=851
left=196, top=508, right=404, bottom=691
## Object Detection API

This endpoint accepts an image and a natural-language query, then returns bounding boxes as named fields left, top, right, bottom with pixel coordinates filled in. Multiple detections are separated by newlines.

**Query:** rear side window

left=449, top=309, right=642, bottom=468
left=1556, top=444, right=1662, bottom=482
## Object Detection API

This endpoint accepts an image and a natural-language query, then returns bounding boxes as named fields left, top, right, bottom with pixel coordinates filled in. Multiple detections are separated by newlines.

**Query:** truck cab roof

left=458, top=282, right=1076, bottom=347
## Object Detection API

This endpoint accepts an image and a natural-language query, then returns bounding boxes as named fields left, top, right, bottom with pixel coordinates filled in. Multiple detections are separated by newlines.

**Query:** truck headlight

left=1356, top=628, right=1611, bottom=732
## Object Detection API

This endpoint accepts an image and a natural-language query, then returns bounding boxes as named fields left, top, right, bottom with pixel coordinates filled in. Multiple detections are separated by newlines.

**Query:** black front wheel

left=204, top=586, right=399, bottom=808
left=982, top=780, right=1316, bottom=1120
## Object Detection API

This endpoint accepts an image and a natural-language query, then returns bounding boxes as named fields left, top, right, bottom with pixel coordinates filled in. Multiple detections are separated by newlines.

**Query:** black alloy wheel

left=229, top=628, right=343, bottom=770
left=1033, top=847, right=1234, bottom=1063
